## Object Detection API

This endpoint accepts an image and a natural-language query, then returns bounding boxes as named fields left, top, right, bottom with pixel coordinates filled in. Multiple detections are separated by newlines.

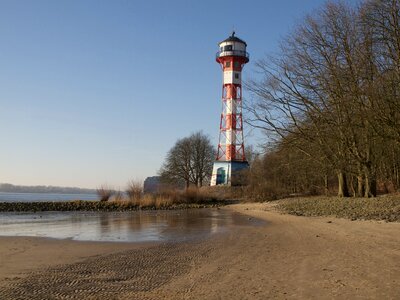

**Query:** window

left=225, top=61, right=231, bottom=67
left=224, top=45, right=233, bottom=51
left=234, top=61, right=240, bottom=68
left=235, top=73, right=240, bottom=79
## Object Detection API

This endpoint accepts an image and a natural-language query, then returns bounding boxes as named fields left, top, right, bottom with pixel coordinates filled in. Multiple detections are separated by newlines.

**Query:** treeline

left=247, top=0, right=400, bottom=198
left=0, top=183, right=96, bottom=194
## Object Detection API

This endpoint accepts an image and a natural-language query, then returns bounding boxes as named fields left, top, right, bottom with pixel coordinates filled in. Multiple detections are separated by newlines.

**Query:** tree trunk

left=197, top=178, right=203, bottom=188
left=350, top=177, right=355, bottom=197
left=324, top=174, right=329, bottom=196
left=357, top=174, right=364, bottom=197
left=337, top=170, right=349, bottom=197
left=364, top=166, right=377, bottom=197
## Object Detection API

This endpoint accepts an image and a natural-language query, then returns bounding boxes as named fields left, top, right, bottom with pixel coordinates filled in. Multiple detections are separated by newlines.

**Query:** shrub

left=126, top=180, right=143, bottom=201
left=113, top=190, right=125, bottom=202
left=139, top=194, right=156, bottom=208
left=97, top=185, right=114, bottom=202
left=155, top=195, right=174, bottom=208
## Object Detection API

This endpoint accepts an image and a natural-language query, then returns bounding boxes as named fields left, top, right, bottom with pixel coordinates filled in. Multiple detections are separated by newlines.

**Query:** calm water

left=0, top=209, right=264, bottom=242
left=0, top=192, right=98, bottom=202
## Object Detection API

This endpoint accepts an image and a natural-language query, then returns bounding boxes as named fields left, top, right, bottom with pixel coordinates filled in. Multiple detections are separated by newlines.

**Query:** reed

left=126, top=180, right=143, bottom=202
left=155, top=195, right=174, bottom=208
left=113, top=190, right=125, bottom=202
left=96, top=185, right=114, bottom=202
left=139, top=194, right=156, bottom=208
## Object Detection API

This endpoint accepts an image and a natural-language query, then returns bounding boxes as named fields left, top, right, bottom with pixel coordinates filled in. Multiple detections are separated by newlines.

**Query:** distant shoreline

left=0, top=192, right=98, bottom=203
left=0, top=183, right=96, bottom=194
left=0, top=191, right=96, bottom=195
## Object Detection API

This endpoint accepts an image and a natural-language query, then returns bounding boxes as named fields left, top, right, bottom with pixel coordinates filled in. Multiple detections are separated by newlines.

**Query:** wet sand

left=0, top=237, right=151, bottom=284
left=1, top=203, right=399, bottom=299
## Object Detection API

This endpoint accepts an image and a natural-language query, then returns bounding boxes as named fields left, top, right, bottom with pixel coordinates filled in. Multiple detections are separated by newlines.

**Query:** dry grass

left=169, top=187, right=222, bottom=204
left=276, top=195, right=400, bottom=222
left=244, top=181, right=290, bottom=202
left=126, top=180, right=143, bottom=202
left=138, top=194, right=156, bottom=208
left=155, top=195, right=174, bottom=208
left=158, top=189, right=182, bottom=204
left=0, top=183, right=229, bottom=212
left=94, top=183, right=227, bottom=210
left=113, top=190, right=125, bottom=202
left=96, top=185, right=114, bottom=202
left=179, top=188, right=200, bottom=203
left=113, top=193, right=175, bottom=209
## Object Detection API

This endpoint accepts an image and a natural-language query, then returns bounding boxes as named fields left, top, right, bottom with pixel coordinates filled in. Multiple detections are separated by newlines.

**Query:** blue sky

left=0, top=0, right=345, bottom=189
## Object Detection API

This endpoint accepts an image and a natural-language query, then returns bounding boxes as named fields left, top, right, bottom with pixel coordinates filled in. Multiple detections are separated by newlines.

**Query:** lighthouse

left=210, top=32, right=249, bottom=186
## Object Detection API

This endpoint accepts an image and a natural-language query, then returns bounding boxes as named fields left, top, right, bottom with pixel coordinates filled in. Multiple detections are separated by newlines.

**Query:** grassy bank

left=276, top=195, right=400, bottom=222
left=0, top=199, right=227, bottom=212
left=0, top=186, right=236, bottom=212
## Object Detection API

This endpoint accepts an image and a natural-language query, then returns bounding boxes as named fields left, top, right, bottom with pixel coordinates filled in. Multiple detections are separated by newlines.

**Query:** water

left=0, top=209, right=264, bottom=242
left=0, top=192, right=98, bottom=202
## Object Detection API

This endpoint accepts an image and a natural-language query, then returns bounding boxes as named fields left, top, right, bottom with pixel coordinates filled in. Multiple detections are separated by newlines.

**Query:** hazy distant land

left=0, top=183, right=96, bottom=194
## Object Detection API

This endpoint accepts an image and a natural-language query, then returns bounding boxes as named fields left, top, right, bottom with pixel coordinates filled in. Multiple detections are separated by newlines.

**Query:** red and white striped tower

left=211, top=32, right=249, bottom=186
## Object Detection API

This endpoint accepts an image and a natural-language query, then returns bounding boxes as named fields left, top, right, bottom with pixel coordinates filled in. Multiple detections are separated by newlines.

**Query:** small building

left=143, top=176, right=161, bottom=194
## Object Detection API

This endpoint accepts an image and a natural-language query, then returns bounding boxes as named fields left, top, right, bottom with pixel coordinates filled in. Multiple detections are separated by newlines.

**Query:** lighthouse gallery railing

left=216, top=50, right=249, bottom=59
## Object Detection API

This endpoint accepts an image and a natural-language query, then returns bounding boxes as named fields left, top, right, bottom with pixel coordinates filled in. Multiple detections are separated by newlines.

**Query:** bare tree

left=246, top=0, right=400, bottom=198
left=159, top=131, right=214, bottom=188
left=246, top=2, right=358, bottom=196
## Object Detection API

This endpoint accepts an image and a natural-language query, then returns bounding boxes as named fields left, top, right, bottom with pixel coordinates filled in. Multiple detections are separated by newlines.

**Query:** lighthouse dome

left=217, top=31, right=249, bottom=62
left=220, top=31, right=247, bottom=46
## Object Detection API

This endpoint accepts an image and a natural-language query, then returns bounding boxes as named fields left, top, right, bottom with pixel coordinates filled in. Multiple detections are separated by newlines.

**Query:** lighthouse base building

left=210, top=161, right=249, bottom=186
left=210, top=32, right=250, bottom=187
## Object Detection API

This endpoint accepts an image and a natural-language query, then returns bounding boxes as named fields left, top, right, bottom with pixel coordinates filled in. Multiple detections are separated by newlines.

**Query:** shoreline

left=2, top=195, right=399, bottom=223
left=1, top=204, right=399, bottom=299
left=0, top=199, right=227, bottom=212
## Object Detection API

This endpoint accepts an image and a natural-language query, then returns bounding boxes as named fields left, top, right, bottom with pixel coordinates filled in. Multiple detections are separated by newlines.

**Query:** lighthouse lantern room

left=210, top=32, right=249, bottom=186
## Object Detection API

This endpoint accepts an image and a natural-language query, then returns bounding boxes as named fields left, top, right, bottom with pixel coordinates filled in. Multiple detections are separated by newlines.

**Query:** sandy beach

left=1, top=203, right=399, bottom=299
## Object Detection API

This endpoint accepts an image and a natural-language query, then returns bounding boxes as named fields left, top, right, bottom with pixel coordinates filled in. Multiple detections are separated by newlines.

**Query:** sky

left=0, top=0, right=348, bottom=189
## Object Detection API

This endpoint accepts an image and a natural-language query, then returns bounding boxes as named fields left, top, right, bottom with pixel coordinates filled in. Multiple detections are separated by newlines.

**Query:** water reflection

left=0, top=209, right=264, bottom=242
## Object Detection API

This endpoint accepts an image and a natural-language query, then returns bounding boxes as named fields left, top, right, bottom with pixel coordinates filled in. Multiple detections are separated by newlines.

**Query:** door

left=216, top=167, right=226, bottom=185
